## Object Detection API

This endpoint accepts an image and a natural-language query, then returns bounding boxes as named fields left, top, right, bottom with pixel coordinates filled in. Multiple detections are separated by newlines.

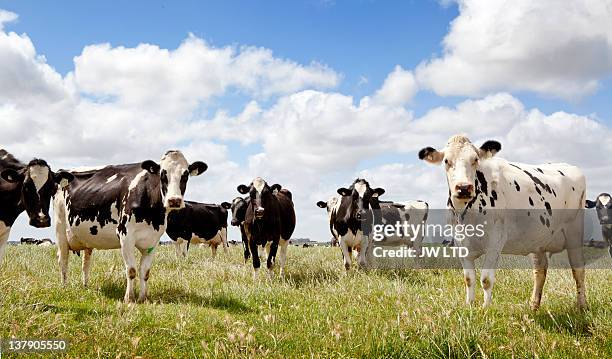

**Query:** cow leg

left=249, top=237, right=261, bottom=275
left=137, top=248, right=155, bottom=303
left=55, top=225, right=70, bottom=285
left=529, top=252, right=548, bottom=311
left=481, top=249, right=501, bottom=307
left=267, top=240, right=279, bottom=275
left=357, top=234, right=369, bottom=269
left=0, top=225, right=9, bottom=265
left=211, top=243, right=218, bottom=259
left=279, top=238, right=289, bottom=277
left=221, top=228, right=228, bottom=254
left=241, top=226, right=250, bottom=263
left=82, top=248, right=93, bottom=287
left=119, top=234, right=137, bottom=303
left=461, top=257, right=476, bottom=305
left=339, top=236, right=352, bottom=271
left=567, top=247, right=587, bottom=309
left=174, top=239, right=183, bottom=257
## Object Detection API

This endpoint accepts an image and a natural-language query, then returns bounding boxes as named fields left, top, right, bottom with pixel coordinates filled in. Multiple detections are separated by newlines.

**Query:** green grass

left=1, top=245, right=611, bottom=358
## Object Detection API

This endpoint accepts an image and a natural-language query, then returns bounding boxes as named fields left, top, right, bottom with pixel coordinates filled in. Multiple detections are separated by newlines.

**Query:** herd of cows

left=1, top=134, right=611, bottom=309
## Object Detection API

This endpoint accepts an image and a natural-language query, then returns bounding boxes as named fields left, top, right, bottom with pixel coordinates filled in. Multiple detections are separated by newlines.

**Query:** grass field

left=1, top=244, right=611, bottom=358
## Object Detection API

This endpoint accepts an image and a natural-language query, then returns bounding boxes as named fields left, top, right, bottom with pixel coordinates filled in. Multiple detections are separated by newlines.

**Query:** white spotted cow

left=327, top=179, right=385, bottom=270
left=1, top=150, right=73, bottom=264
left=318, top=192, right=429, bottom=269
left=419, top=135, right=587, bottom=309
left=53, top=151, right=207, bottom=303
left=586, top=193, right=612, bottom=257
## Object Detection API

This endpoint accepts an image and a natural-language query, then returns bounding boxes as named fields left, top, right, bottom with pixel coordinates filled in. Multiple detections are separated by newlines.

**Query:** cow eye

left=444, top=159, right=452, bottom=167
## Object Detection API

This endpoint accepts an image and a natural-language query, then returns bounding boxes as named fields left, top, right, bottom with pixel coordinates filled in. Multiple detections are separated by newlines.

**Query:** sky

left=1, top=0, right=612, bottom=243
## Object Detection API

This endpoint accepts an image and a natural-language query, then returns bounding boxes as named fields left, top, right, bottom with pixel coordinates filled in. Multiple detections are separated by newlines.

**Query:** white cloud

left=417, top=0, right=612, bottom=98
left=0, top=9, right=17, bottom=30
left=373, top=65, right=418, bottom=106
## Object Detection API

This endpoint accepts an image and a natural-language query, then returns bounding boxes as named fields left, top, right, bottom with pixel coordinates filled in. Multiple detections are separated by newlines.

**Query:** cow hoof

left=344, top=263, right=350, bottom=271
left=137, top=296, right=147, bottom=304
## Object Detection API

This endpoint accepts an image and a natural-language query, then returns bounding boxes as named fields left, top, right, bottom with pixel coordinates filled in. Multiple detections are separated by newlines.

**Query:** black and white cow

left=166, top=200, right=230, bottom=258
left=586, top=193, right=612, bottom=257
left=1, top=149, right=73, bottom=264
left=324, top=179, right=385, bottom=270
left=419, top=135, right=586, bottom=309
left=20, top=237, right=54, bottom=246
left=317, top=195, right=429, bottom=263
left=53, top=150, right=207, bottom=303
left=237, top=178, right=295, bottom=276
left=228, top=196, right=251, bottom=262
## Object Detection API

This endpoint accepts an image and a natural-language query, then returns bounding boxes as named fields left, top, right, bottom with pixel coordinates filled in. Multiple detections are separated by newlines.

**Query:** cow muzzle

left=255, top=207, right=265, bottom=219
left=454, top=184, right=474, bottom=200
left=356, top=210, right=367, bottom=221
left=30, top=216, right=51, bottom=228
left=166, top=197, right=184, bottom=210
left=231, top=218, right=240, bottom=226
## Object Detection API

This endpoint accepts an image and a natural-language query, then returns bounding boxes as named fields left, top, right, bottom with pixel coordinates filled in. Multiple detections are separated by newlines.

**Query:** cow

left=323, top=179, right=385, bottom=271
left=228, top=196, right=251, bottom=262
left=586, top=193, right=612, bottom=257
left=53, top=150, right=207, bottom=303
left=20, top=237, right=54, bottom=246
left=236, top=178, right=295, bottom=276
left=419, top=135, right=586, bottom=309
left=1, top=149, right=73, bottom=264
left=317, top=196, right=429, bottom=257
left=166, top=200, right=230, bottom=259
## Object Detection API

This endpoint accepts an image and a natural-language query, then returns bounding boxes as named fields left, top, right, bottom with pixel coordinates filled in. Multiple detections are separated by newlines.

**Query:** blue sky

left=1, top=0, right=612, bottom=242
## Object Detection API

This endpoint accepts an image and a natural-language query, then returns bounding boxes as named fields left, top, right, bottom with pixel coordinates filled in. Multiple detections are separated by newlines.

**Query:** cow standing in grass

left=237, top=178, right=295, bottom=276
left=53, top=150, right=207, bottom=303
left=419, top=135, right=586, bottom=309
left=166, top=201, right=230, bottom=258
left=586, top=193, right=612, bottom=257
left=317, top=195, right=429, bottom=264
left=1, top=150, right=73, bottom=264
left=326, top=179, right=385, bottom=270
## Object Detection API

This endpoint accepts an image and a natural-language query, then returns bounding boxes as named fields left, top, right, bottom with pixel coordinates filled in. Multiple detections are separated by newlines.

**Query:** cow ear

left=54, top=171, right=74, bottom=188
left=585, top=200, right=596, bottom=208
left=418, top=147, right=444, bottom=164
left=337, top=188, right=351, bottom=196
left=141, top=160, right=160, bottom=174
left=221, top=202, right=232, bottom=209
left=372, top=188, right=385, bottom=197
left=189, top=161, right=208, bottom=176
left=316, top=201, right=327, bottom=208
left=271, top=184, right=282, bottom=193
left=1, top=168, right=24, bottom=183
left=479, top=140, right=501, bottom=159
left=237, top=184, right=250, bottom=194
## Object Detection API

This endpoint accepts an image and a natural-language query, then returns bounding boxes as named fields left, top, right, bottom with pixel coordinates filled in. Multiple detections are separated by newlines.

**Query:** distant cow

left=419, top=135, right=586, bottom=309
left=20, top=237, right=54, bottom=246
left=166, top=201, right=230, bottom=258
left=1, top=149, right=73, bottom=264
left=317, top=196, right=429, bottom=257
left=237, top=178, right=296, bottom=276
left=323, top=179, right=385, bottom=270
left=53, top=150, right=207, bottom=303
left=586, top=193, right=612, bottom=257
left=228, top=196, right=251, bottom=262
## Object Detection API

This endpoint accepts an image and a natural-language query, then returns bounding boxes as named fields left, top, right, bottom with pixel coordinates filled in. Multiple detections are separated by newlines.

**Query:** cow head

left=419, top=135, right=501, bottom=204
left=586, top=193, right=612, bottom=224
left=227, top=196, right=249, bottom=226
left=1, top=159, right=74, bottom=228
left=337, top=179, right=385, bottom=222
left=144, top=150, right=207, bottom=211
left=237, top=177, right=278, bottom=220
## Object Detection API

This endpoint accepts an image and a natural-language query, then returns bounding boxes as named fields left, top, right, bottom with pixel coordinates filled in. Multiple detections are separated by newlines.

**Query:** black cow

left=323, top=179, right=385, bottom=270
left=166, top=201, right=230, bottom=258
left=53, top=150, right=207, bottom=303
left=228, top=196, right=251, bottom=262
left=1, top=149, right=73, bottom=264
left=586, top=193, right=612, bottom=257
left=237, top=177, right=295, bottom=276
